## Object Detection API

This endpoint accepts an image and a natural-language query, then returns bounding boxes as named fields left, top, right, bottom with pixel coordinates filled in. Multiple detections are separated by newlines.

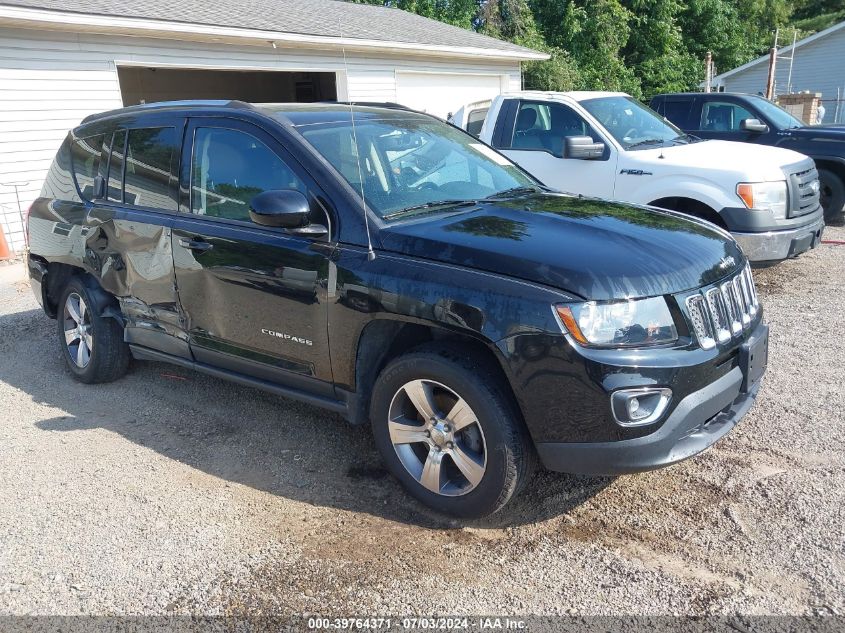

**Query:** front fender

left=623, top=174, right=737, bottom=211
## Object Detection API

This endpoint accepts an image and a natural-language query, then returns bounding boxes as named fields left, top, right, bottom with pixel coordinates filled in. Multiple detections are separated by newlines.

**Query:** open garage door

left=117, top=67, right=337, bottom=106
left=396, top=72, right=506, bottom=120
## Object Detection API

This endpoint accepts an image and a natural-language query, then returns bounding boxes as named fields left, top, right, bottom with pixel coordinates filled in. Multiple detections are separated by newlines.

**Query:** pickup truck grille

left=788, top=163, right=820, bottom=217
left=685, top=265, right=759, bottom=350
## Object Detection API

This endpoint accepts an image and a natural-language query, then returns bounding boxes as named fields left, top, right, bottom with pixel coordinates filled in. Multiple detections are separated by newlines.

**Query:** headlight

left=555, top=297, right=678, bottom=347
left=736, top=181, right=787, bottom=219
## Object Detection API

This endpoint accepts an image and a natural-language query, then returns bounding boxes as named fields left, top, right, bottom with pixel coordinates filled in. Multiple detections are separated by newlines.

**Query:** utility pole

left=704, top=51, right=713, bottom=92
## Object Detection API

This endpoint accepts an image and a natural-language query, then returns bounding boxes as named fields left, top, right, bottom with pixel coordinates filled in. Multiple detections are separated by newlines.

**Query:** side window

left=511, top=101, right=599, bottom=158
left=191, top=127, right=305, bottom=222
left=466, top=108, right=488, bottom=137
left=700, top=101, right=755, bottom=132
left=657, top=99, right=695, bottom=129
left=107, top=129, right=126, bottom=203
left=70, top=134, right=104, bottom=201
left=125, top=127, right=178, bottom=211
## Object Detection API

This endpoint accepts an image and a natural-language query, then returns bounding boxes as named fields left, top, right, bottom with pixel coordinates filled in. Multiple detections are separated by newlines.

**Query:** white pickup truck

left=451, top=91, right=825, bottom=263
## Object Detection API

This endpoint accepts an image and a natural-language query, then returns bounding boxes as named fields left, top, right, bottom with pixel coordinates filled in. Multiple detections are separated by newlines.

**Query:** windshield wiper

left=484, top=185, right=544, bottom=200
left=383, top=199, right=478, bottom=220
left=626, top=138, right=666, bottom=149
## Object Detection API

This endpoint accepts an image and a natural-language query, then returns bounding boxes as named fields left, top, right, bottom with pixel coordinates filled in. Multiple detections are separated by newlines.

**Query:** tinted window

left=700, top=101, right=755, bottom=131
left=125, top=127, right=177, bottom=211
left=191, top=127, right=305, bottom=221
left=512, top=101, right=600, bottom=157
left=70, top=134, right=104, bottom=201
left=107, top=130, right=126, bottom=203
left=655, top=99, right=695, bottom=130
left=466, top=108, right=488, bottom=137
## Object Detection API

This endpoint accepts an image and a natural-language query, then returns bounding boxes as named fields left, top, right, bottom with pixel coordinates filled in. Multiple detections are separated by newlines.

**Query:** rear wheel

left=57, top=277, right=130, bottom=384
left=819, top=169, right=845, bottom=222
left=370, top=345, right=534, bottom=518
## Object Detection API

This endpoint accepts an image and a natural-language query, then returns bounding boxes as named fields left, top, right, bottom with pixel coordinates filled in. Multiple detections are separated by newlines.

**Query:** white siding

left=0, top=26, right=521, bottom=252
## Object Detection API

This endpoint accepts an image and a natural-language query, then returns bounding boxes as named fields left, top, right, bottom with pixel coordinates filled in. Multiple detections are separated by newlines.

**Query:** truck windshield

left=747, top=96, right=804, bottom=129
left=581, top=96, right=686, bottom=150
left=295, top=116, right=537, bottom=219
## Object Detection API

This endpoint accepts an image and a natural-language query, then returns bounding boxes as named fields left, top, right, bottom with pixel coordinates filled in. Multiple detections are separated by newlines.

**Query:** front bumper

left=535, top=322, right=767, bottom=475
left=730, top=212, right=824, bottom=263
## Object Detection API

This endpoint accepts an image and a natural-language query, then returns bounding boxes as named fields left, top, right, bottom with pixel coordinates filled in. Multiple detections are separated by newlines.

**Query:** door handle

left=178, top=238, right=214, bottom=252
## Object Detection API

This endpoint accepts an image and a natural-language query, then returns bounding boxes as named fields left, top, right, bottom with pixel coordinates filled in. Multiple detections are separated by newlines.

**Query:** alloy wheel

left=63, top=292, right=93, bottom=368
left=387, top=379, right=487, bottom=497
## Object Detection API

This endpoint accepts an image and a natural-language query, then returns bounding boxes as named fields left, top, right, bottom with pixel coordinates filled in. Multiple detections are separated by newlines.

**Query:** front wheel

left=57, top=277, right=130, bottom=384
left=819, top=168, right=845, bottom=222
left=370, top=346, right=534, bottom=518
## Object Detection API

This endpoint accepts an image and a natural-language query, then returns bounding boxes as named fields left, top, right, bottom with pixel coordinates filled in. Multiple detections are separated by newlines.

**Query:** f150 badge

left=261, top=329, right=313, bottom=346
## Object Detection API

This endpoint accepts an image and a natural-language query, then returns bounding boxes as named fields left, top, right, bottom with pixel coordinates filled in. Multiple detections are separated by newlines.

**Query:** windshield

left=581, top=96, right=686, bottom=149
left=295, top=116, right=537, bottom=219
left=747, top=95, right=804, bottom=129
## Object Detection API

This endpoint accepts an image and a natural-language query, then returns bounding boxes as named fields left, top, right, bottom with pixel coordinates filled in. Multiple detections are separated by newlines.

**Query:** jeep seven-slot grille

left=685, top=266, right=759, bottom=350
left=789, top=164, right=820, bottom=217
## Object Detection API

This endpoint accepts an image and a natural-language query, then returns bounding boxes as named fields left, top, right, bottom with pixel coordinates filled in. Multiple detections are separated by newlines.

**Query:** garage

left=0, top=0, right=547, bottom=254
left=117, top=67, right=338, bottom=106
left=396, top=72, right=507, bottom=119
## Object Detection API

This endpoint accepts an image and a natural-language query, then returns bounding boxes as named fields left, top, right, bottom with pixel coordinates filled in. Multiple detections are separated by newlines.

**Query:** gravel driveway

left=0, top=228, right=843, bottom=619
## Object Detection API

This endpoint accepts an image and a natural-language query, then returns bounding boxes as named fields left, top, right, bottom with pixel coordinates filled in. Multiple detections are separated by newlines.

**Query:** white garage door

left=395, top=72, right=506, bottom=120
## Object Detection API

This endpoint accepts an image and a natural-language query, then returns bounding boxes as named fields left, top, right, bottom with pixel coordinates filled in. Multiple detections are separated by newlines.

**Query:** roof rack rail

left=80, top=99, right=257, bottom=124
left=326, top=101, right=416, bottom=111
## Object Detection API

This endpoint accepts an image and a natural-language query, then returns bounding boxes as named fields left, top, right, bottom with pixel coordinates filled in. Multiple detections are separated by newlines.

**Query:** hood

left=379, top=194, right=745, bottom=301
left=628, top=140, right=807, bottom=180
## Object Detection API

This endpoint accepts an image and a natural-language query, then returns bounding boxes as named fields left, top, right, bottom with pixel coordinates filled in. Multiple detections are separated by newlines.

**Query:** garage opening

left=117, top=67, right=338, bottom=106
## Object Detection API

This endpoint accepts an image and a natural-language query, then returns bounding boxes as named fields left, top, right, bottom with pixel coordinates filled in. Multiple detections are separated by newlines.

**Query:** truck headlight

left=736, top=181, right=788, bottom=219
left=555, top=297, right=678, bottom=347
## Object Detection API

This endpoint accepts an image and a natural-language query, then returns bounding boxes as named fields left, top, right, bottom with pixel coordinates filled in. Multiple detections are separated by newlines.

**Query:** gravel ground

left=0, top=228, right=843, bottom=618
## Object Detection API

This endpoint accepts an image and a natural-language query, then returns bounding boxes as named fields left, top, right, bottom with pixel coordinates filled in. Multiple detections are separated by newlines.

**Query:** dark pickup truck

left=27, top=101, right=768, bottom=518
left=651, top=92, right=844, bottom=222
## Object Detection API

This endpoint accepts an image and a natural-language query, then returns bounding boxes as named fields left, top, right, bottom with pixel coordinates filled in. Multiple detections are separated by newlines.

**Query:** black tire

left=819, top=168, right=845, bottom=222
left=56, top=276, right=130, bottom=384
left=370, top=344, right=535, bottom=518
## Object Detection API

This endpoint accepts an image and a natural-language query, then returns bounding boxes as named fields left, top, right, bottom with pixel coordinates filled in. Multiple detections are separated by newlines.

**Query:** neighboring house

left=0, top=0, right=546, bottom=253
left=710, top=20, right=845, bottom=122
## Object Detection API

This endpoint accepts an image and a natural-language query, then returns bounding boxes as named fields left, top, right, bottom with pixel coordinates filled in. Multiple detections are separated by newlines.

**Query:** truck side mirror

left=740, top=118, right=769, bottom=134
left=249, top=189, right=327, bottom=237
left=564, top=136, right=605, bottom=160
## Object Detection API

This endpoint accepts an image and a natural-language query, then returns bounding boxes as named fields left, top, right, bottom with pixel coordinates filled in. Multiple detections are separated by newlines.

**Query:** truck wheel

left=819, top=169, right=845, bottom=222
left=370, top=345, right=534, bottom=518
left=57, top=277, right=130, bottom=384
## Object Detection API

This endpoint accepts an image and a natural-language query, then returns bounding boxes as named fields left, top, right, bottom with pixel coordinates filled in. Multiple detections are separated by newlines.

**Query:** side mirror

left=564, top=136, right=605, bottom=160
left=249, top=190, right=311, bottom=228
left=740, top=118, right=769, bottom=134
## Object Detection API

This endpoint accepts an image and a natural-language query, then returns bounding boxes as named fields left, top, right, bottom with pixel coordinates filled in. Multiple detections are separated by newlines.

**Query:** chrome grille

left=685, top=265, right=760, bottom=350
left=788, top=163, right=820, bottom=217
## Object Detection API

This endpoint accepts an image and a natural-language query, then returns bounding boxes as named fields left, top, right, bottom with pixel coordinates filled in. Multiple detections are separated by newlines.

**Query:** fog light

left=611, top=388, right=672, bottom=427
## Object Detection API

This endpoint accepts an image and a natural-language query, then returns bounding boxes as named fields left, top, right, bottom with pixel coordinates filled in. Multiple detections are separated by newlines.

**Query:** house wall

left=717, top=27, right=845, bottom=124
left=0, top=25, right=521, bottom=252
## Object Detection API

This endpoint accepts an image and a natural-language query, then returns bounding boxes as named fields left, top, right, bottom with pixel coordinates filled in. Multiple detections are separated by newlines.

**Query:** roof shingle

left=0, top=0, right=541, bottom=57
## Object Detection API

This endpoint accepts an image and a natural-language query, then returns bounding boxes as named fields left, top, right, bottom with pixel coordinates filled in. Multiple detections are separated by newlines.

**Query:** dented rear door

left=84, top=114, right=189, bottom=357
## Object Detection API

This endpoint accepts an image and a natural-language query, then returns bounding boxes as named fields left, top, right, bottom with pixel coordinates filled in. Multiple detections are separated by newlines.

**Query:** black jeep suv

left=27, top=101, right=768, bottom=518
left=651, top=92, right=844, bottom=222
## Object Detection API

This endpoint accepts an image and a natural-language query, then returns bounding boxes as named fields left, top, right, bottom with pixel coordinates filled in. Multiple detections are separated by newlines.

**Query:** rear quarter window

left=39, top=136, right=77, bottom=201
left=70, top=134, right=104, bottom=201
